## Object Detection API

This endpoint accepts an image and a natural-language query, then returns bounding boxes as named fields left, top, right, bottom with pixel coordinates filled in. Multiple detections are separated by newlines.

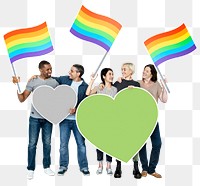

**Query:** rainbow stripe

left=144, top=24, right=196, bottom=66
left=4, top=22, right=53, bottom=63
left=70, top=5, right=122, bottom=51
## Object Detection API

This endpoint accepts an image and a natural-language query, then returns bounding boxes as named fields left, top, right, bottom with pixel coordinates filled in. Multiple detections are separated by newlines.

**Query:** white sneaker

left=44, top=168, right=55, bottom=176
left=96, top=167, right=103, bottom=175
left=27, top=170, right=34, bottom=180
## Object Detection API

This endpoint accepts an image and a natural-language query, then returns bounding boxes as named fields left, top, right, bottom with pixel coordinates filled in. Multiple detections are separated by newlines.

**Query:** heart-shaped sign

left=76, top=88, right=158, bottom=162
left=32, top=85, right=77, bottom=124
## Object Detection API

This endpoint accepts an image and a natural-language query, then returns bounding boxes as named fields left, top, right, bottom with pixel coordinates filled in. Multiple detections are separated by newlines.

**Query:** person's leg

left=27, top=117, right=41, bottom=171
left=41, top=119, right=54, bottom=176
left=59, top=119, right=71, bottom=173
left=106, top=154, right=112, bottom=164
left=148, top=123, right=162, bottom=178
left=96, top=149, right=104, bottom=162
left=139, top=143, right=149, bottom=174
left=106, top=154, right=113, bottom=175
left=41, top=119, right=53, bottom=169
left=132, top=153, right=141, bottom=179
left=72, top=120, right=89, bottom=173
left=96, top=149, right=103, bottom=174
left=114, top=160, right=122, bottom=178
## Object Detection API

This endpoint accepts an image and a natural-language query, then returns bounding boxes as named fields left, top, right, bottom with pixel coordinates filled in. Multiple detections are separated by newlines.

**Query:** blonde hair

left=122, top=62, right=135, bottom=75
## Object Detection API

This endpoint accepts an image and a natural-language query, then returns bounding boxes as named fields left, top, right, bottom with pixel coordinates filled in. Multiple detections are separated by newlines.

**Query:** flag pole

left=93, top=51, right=109, bottom=76
left=11, top=63, right=21, bottom=93
left=154, top=65, right=170, bottom=93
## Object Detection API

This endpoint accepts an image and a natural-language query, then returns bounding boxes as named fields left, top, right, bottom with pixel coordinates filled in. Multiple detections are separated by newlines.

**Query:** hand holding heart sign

left=76, top=88, right=158, bottom=163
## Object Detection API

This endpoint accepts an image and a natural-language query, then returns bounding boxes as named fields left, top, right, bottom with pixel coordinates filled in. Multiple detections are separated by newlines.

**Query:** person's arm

left=158, top=80, right=168, bottom=103
left=86, top=74, right=98, bottom=96
left=12, top=76, right=31, bottom=102
left=17, top=90, right=31, bottom=102
left=51, top=76, right=63, bottom=85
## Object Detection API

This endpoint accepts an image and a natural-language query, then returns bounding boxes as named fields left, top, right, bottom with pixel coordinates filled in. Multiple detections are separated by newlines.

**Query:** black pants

left=97, top=149, right=112, bottom=162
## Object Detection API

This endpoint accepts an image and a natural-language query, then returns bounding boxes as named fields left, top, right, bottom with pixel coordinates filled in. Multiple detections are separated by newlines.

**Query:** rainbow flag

left=144, top=24, right=196, bottom=66
left=70, top=5, right=122, bottom=51
left=4, top=22, right=53, bottom=63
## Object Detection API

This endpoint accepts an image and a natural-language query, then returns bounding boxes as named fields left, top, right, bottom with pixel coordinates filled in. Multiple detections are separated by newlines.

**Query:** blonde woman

left=113, top=63, right=141, bottom=179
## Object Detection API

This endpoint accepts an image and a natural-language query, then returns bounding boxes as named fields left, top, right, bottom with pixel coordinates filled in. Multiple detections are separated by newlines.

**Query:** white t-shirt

left=66, top=80, right=83, bottom=120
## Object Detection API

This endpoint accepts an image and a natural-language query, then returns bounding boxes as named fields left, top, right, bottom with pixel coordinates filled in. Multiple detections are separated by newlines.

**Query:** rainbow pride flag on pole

left=4, top=22, right=53, bottom=63
left=144, top=24, right=196, bottom=67
left=70, top=5, right=122, bottom=51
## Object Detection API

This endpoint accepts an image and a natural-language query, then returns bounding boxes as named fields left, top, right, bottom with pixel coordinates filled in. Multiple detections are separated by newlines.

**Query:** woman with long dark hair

left=86, top=68, right=117, bottom=175
left=138, top=64, right=168, bottom=178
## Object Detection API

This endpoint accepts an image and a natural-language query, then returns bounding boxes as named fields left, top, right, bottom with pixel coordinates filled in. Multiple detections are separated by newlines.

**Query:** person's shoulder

left=81, top=78, right=88, bottom=86
left=133, top=80, right=140, bottom=87
left=113, top=81, right=119, bottom=86
left=112, top=86, right=117, bottom=92
left=27, top=76, right=40, bottom=84
left=155, top=81, right=161, bottom=88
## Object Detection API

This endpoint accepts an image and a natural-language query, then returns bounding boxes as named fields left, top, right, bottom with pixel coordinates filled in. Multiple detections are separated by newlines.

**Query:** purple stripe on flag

left=10, top=46, right=54, bottom=63
left=154, top=45, right=196, bottom=66
left=70, top=28, right=110, bottom=51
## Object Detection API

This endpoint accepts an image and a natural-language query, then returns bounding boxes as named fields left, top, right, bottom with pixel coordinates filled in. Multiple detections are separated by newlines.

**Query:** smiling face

left=142, top=66, right=152, bottom=80
left=40, top=64, right=52, bottom=79
left=121, top=65, right=133, bottom=79
left=68, top=66, right=80, bottom=80
left=103, top=70, right=114, bottom=83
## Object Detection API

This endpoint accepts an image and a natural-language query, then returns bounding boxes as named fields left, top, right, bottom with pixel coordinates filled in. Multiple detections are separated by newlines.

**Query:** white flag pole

left=93, top=51, right=109, bottom=76
left=11, top=63, right=21, bottom=93
left=154, top=65, right=170, bottom=93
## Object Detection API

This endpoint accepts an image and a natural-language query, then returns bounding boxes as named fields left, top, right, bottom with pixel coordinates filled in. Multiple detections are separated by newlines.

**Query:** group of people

left=12, top=60, right=168, bottom=180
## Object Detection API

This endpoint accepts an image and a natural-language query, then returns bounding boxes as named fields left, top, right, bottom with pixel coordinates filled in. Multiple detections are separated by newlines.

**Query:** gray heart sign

left=32, top=85, right=77, bottom=124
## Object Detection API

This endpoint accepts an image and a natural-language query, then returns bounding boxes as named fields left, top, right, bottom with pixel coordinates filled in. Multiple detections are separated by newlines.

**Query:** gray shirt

left=96, top=86, right=117, bottom=98
left=26, top=76, right=59, bottom=119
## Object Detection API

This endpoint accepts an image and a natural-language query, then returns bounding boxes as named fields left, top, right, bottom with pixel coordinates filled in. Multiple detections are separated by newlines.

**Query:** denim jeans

left=27, top=116, right=53, bottom=171
left=139, top=123, right=162, bottom=174
left=96, top=149, right=112, bottom=162
left=59, top=119, right=88, bottom=171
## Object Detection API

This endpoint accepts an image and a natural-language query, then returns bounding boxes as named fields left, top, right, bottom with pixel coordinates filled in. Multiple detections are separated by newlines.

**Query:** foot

left=114, top=167, right=122, bottom=178
left=57, top=168, right=67, bottom=176
left=106, top=168, right=113, bottom=175
left=133, top=170, right=142, bottom=179
left=27, top=170, right=34, bottom=180
left=149, top=172, right=162, bottom=178
left=44, top=168, right=55, bottom=176
left=96, top=167, right=103, bottom=175
left=141, top=171, right=148, bottom=177
left=81, top=169, right=90, bottom=176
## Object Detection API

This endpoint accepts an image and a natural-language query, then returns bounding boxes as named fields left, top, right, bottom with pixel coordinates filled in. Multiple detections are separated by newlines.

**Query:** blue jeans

left=27, top=116, right=53, bottom=171
left=139, top=123, right=162, bottom=174
left=59, top=119, right=88, bottom=171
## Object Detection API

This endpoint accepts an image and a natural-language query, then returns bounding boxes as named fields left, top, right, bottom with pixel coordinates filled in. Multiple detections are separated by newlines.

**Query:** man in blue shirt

left=54, top=64, right=90, bottom=176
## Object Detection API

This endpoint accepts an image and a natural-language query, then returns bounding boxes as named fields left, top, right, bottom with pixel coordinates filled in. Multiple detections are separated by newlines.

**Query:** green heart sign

left=76, top=88, right=158, bottom=162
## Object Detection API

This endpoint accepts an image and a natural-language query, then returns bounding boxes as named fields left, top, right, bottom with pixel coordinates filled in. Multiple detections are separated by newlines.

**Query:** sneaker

left=57, top=168, right=67, bottom=176
left=96, top=167, right=103, bottom=175
left=106, top=168, right=113, bottom=175
left=81, top=169, right=90, bottom=176
left=27, top=170, right=34, bottom=180
left=44, top=168, right=55, bottom=176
